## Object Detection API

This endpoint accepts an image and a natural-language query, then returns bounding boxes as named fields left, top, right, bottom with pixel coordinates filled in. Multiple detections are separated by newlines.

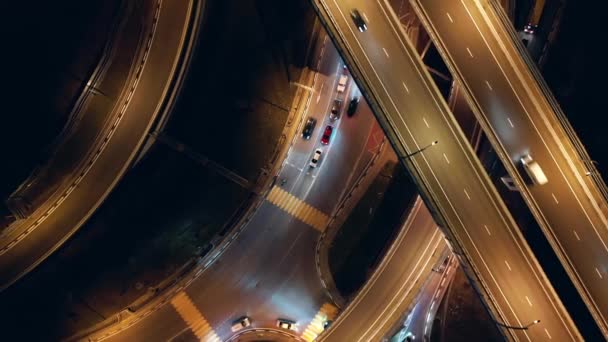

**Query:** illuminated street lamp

left=581, top=159, right=599, bottom=176
left=403, top=140, right=438, bottom=159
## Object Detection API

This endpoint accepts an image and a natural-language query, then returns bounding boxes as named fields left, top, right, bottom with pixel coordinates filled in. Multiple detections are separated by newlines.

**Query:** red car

left=321, top=125, right=333, bottom=145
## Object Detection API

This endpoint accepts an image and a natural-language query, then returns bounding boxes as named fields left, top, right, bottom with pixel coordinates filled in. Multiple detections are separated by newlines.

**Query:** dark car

left=302, top=117, right=317, bottom=139
left=321, top=125, right=333, bottom=145
left=330, top=99, right=342, bottom=121
left=350, top=9, right=367, bottom=32
left=347, top=96, right=360, bottom=117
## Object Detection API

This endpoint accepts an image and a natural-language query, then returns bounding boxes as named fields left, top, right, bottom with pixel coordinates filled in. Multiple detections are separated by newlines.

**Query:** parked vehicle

left=310, top=149, right=323, bottom=168
left=302, top=117, right=317, bottom=139
left=347, top=96, right=360, bottom=117
left=330, top=99, right=342, bottom=121
left=337, top=74, right=348, bottom=93
left=321, top=125, right=333, bottom=145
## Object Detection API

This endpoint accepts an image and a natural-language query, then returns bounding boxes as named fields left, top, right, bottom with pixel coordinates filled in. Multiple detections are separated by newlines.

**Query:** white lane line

left=484, top=224, right=491, bottom=236
left=545, top=329, right=552, bottom=339
left=443, top=153, right=450, bottom=164
left=466, top=47, right=474, bottom=58
left=485, top=80, right=493, bottom=91
left=333, top=6, right=549, bottom=338
left=596, top=268, right=603, bottom=279
left=423, top=117, right=430, bottom=128
left=504, top=260, right=512, bottom=271
left=507, top=117, right=514, bottom=128
left=551, top=193, right=559, bottom=204
left=441, top=278, right=446, bottom=287
left=363, top=12, right=370, bottom=23
left=446, top=12, right=454, bottom=23
left=573, top=230, right=580, bottom=241
left=402, top=81, right=410, bottom=93
left=383, top=47, right=390, bottom=58
left=316, top=83, right=324, bottom=103
left=463, top=189, right=471, bottom=200
left=525, top=296, right=533, bottom=306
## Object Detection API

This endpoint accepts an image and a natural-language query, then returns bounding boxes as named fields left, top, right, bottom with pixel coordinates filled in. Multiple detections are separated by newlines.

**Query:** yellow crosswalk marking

left=170, top=292, right=221, bottom=341
left=301, top=303, right=340, bottom=341
left=266, top=186, right=329, bottom=231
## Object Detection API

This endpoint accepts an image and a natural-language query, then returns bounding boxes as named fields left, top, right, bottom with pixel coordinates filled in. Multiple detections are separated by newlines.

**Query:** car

left=230, top=316, right=251, bottom=332
left=347, top=96, right=359, bottom=117
left=350, top=9, right=367, bottom=32
left=323, top=320, right=333, bottom=330
left=302, top=117, right=317, bottom=139
left=321, top=125, right=333, bottom=145
left=523, top=23, right=537, bottom=34
left=521, top=154, right=548, bottom=185
left=276, top=318, right=296, bottom=330
left=336, top=74, right=348, bottom=93
left=330, top=99, right=342, bottom=121
left=310, top=148, right=322, bottom=168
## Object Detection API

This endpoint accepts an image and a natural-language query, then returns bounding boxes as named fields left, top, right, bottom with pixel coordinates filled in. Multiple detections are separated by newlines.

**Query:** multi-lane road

left=0, top=0, right=199, bottom=290
left=311, top=0, right=583, bottom=340
left=411, top=0, right=608, bottom=336
left=83, top=35, right=391, bottom=342
left=320, top=197, right=447, bottom=342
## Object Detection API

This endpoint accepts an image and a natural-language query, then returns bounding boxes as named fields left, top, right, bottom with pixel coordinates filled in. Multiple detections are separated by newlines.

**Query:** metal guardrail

left=5, top=0, right=136, bottom=220
left=308, top=1, right=564, bottom=340
left=487, top=0, right=608, bottom=207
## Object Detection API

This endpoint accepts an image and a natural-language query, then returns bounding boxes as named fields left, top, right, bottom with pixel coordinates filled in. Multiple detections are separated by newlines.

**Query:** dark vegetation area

left=329, top=162, right=418, bottom=298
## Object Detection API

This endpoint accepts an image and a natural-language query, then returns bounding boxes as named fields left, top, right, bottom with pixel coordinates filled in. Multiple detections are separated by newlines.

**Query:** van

left=521, top=154, right=548, bottom=185
left=337, top=75, right=348, bottom=93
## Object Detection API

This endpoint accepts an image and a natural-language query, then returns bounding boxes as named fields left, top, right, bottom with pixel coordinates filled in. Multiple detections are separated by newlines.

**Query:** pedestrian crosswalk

left=170, top=291, right=221, bottom=341
left=301, top=303, right=340, bottom=341
left=266, top=186, right=329, bottom=232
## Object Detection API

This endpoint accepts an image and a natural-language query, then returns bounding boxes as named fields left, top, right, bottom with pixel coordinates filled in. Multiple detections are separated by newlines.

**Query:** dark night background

left=0, top=0, right=606, bottom=339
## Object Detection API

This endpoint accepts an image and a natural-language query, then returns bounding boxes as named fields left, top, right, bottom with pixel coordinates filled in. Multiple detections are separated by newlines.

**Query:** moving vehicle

left=521, top=154, right=548, bottom=185
left=330, top=99, right=342, bottom=121
left=523, top=23, right=537, bottom=34
left=302, top=117, right=317, bottom=139
left=350, top=9, right=367, bottom=32
left=276, top=318, right=296, bottom=330
left=347, top=96, right=359, bottom=117
left=321, top=125, right=333, bottom=145
left=337, top=74, right=348, bottom=93
left=310, top=148, right=322, bottom=168
left=231, top=316, right=251, bottom=332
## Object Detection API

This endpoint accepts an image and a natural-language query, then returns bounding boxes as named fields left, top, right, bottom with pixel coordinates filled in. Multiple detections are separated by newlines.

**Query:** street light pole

left=581, top=159, right=599, bottom=176
left=402, top=141, right=438, bottom=160
left=494, top=319, right=540, bottom=331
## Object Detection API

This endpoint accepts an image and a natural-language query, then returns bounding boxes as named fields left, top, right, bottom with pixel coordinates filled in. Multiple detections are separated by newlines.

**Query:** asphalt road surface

left=311, top=0, right=582, bottom=340
left=320, top=198, right=447, bottom=342
left=0, top=0, right=196, bottom=290
left=98, top=35, right=385, bottom=342
left=411, top=0, right=608, bottom=336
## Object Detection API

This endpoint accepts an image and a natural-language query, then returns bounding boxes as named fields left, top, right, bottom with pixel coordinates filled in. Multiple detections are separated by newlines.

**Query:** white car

left=310, top=148, right=323, bottom=168
left=231, top=316, right=251, bottom=332
left=276, top=318, right=296, bottom=331
left=521, top=154, right=548, bottom=185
